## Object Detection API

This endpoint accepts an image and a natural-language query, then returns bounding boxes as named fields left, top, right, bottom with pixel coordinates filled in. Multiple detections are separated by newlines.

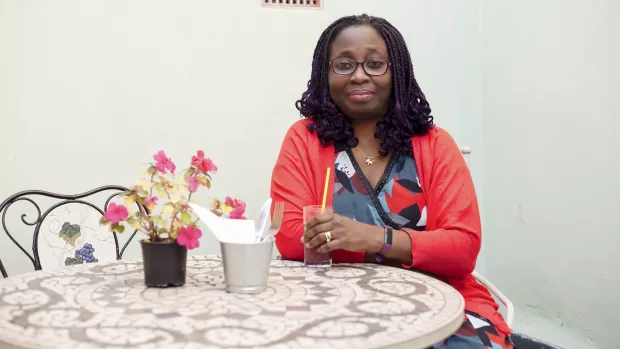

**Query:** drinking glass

left=303, top=205, right=332, bottom=268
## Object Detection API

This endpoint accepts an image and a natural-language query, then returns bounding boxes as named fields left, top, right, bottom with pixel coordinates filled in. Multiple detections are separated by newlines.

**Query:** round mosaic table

left=0, top=256, right=464, bottom=349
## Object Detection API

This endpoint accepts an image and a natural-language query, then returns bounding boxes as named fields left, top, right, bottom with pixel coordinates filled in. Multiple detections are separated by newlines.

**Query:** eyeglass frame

left=329, top=58, right=392, bottom=76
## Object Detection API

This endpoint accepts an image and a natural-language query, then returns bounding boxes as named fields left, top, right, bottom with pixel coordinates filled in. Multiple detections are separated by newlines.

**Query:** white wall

left=481, top=1, right=620, bottom=348
left=0, top=1, right=482, bottom=274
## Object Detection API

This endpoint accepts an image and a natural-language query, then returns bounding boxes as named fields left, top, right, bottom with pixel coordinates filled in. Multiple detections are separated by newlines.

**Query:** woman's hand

left=302, top=212, right=384, bottom=254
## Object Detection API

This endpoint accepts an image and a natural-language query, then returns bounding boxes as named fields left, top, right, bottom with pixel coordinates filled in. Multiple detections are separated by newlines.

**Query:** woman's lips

left=348, top=90, right=375, bottom=102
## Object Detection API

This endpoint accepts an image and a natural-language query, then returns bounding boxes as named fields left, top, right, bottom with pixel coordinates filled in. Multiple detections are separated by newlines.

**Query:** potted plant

left=100, top=150, right=246, bottom=287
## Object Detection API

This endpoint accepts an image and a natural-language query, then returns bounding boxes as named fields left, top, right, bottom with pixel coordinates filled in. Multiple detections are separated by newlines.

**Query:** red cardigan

left=270, top=119, right=510, bottom=335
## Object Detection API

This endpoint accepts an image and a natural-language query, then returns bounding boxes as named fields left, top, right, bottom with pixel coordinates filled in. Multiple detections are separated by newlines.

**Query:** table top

left=0, top=256, right=464, bottom=349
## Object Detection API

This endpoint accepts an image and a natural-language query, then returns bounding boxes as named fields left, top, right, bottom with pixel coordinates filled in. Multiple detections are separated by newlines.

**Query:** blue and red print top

left=333, top=142, right=427, bottom=232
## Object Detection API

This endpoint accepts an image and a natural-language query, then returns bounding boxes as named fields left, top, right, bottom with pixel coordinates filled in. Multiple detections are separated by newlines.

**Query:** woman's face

left=328, top=25, right=392, bottom=122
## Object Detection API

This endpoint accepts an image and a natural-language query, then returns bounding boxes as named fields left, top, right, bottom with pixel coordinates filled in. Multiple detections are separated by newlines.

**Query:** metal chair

left=0, top=186, right=143, bottom=278
left=461, top=147, right=515, bottom=329
left=510, top=333, right=565, bottom=349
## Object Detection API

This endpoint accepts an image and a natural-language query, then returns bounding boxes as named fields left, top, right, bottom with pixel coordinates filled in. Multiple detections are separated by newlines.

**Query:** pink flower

left=144, top=196, right=158, bottom=207
left=186, top=176, right=201, bottom=193
left=191, top=150, right=217, bottom=174
left=225, top=196, right=244, bottom=208
left=153, top=150, right=176, bottom=174
left=104, top=203, right=128, bottom=224
left=225, top=197, right=247, bottom=220
left=229, top=205, right=246, bottom=220
left=177, top=225, right=202, bottom=249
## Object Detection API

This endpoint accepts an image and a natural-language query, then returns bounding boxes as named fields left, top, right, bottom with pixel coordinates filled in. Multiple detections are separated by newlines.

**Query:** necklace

left=353, top=148, right=379, bottom=166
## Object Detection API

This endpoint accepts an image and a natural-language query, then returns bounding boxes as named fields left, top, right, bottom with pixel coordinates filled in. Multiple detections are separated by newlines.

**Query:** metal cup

left=220, top=239, right=274, bottom=294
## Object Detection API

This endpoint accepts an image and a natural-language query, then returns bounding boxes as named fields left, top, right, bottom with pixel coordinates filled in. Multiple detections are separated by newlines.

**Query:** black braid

left=295, top=14, right=434, bottom=156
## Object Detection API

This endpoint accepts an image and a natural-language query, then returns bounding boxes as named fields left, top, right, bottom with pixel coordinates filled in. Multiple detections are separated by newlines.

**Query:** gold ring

left=324, top=231, right=332, bottom=243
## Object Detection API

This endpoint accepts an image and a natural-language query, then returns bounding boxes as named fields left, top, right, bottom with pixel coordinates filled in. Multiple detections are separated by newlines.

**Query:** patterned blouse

left=333, top=143, right=427, bottom=232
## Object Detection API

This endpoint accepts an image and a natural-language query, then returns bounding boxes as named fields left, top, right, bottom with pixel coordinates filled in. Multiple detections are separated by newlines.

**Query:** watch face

left=386, top=227, right=393, bottom=245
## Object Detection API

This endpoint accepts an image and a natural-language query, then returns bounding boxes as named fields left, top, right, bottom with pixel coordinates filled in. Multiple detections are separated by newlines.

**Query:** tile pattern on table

left=0, top=255, right=463, bottom=349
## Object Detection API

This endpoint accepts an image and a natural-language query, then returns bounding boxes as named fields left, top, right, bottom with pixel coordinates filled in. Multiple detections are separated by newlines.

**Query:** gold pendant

left=365, top=158, right=375, bottom=166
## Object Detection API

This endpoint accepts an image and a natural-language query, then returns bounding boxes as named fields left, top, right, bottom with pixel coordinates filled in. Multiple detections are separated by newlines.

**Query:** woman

left=270, top=14, right=513, bottom=349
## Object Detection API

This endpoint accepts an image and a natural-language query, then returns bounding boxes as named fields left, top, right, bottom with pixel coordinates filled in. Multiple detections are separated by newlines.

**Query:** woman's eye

left=336, top=62, right=353, bottom=69
left=367, top=61, right=385, bottom=69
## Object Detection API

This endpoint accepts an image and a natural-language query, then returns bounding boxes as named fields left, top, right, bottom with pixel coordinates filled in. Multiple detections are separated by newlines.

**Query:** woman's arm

left=402, top=129, right=482, bottom=276
left=304, top=213, right=413, bottom=265
left=361, top=225, right=414, bottom=265
left=270, top=124, right=315, bottom=260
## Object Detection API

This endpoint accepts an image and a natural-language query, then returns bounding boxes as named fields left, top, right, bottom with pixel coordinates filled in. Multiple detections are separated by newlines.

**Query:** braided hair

left=296, top=14, right=434, bottom=156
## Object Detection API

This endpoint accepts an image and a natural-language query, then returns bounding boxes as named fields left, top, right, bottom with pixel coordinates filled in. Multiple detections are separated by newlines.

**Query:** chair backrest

left=461, top=146, right=472, bottom=166
left=0, top=186, right=144, bottom=278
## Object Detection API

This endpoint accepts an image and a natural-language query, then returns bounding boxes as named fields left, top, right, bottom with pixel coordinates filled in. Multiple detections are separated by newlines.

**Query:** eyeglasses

left=330, top=58, right=391, bottom=76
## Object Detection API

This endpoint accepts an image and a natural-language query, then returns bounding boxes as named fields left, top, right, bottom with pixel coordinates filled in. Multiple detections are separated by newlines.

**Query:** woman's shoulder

left=282, top=119, right=316, bottom=144
left=410, top=126, right=465, bottom=167
left=287, top=119, right=313, bottom=132
left=413, top=125, right=458, bottom=149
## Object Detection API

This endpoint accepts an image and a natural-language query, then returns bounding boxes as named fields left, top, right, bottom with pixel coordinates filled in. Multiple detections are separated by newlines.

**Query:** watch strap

left=375, top=226, right=393, bottom=262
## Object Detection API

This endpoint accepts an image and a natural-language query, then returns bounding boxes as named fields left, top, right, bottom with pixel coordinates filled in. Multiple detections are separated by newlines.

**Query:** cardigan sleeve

left=270, top=121, right=365, bottom=264
left=403, top=129, right=482, bottom=276
left=270, top=123, right=315, bottom=260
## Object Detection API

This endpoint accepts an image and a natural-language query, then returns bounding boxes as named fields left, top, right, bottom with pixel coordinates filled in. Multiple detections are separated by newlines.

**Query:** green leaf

left=155, top=216, right=166, bottom=227
left=181, top=212, right=192, bottom=225
left=156, top=186, right=167, bottom=198
left=137, top=187, right=149, bottom=197
left=124, top=195, right=136, bottom=207
left=169, top=190, right=181, bottom=203
left=59, top=222, right=81, bottom=246
left=64, top=257, right=84, bottom=266
left=116, top=225, right=125, bottom=233
left=127, top=218, right=143, bottom=230
left=163, top=204, right=175, bottom=215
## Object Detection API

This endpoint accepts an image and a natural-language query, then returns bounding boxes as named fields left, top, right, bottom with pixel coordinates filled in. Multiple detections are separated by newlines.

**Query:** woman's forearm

left=363, top=225, right=413, bottom=265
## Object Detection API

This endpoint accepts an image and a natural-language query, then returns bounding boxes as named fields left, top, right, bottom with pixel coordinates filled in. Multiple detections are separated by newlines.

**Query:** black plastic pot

left=140, top=240, right=187, bottom=287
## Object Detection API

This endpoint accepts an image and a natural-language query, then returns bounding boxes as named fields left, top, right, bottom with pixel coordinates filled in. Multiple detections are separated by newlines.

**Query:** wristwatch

left=375, top=226, right=393, bottom=262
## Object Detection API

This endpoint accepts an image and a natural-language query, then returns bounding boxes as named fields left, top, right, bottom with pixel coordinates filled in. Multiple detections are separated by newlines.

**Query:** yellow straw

left=321, top=167, right=331, bottom=212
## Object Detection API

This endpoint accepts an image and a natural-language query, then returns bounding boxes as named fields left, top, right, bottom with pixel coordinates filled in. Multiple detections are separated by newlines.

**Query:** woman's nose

left=349, top=63, right=371, bottom=84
